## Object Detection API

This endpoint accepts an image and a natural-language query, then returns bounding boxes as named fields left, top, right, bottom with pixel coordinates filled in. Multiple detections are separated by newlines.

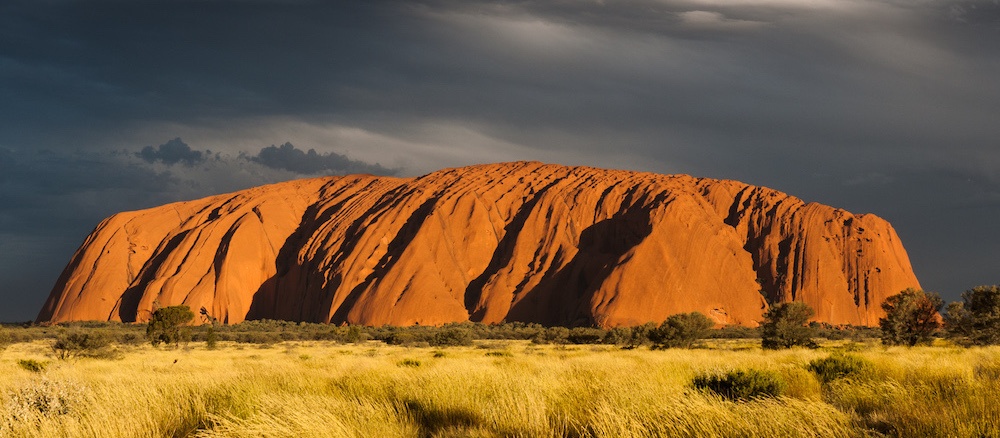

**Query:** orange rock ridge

left=36, top=162, right=920, bottom=327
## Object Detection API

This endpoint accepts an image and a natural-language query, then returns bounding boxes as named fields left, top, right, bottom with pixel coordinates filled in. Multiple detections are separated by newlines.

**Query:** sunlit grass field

left=2, top=339, right=1000, bottom=437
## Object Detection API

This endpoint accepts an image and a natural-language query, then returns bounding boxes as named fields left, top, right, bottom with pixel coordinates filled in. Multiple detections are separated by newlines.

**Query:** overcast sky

left=1, top=0, right=998, bottom=322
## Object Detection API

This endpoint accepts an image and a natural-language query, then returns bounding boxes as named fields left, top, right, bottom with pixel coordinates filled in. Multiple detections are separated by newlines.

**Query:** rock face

left=37, top=162, right=920, bottom=327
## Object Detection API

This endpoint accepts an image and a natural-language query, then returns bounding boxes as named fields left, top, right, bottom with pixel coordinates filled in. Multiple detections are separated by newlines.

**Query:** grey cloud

left=0, top=0, right=998, bottom=320
left=0, top=149, right=183, bottom=322
left=247, top=142, right=398, bottom=176
left=0, top=143, right=390, bottom=321
left=137, top=138, right=207, bottom=166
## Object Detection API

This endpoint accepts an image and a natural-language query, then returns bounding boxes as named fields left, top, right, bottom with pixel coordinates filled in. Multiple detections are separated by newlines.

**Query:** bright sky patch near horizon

left=1, top=0, right=998, bottom=322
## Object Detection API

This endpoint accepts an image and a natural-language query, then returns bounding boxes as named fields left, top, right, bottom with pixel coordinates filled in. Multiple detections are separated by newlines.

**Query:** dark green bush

left=602, top=322, right=657, bottom=348
left=810, top=323, right=880, bottom=342
left=52, top=331, right=113, bottom=359
left=807, top=353, right=872, bottom=384
left=692, top=369, right=786, bottom=401
left=650, top=312, right=715, bottom=349
left=485, top=350, right=513, bottom=357
left=761, top=302, right=817, bottom=349
left=235, top=331, right=281, bottom=345
left=398, top=358, right=421, bottom=367
left=532, top=326, right=570, bottom=344
left=18, top=359, right=48, bottom=373
left=567, top=327, right=605, bottom=344
left=205, top=325, right=219, bottom=350
left=385, top=331, right=419, bottom=346
left=601, top=327, right=633, bottom=346
left=344, top=325, right=366, bottom=343
left=707, top=325, right=760, bottom=339
left=945, top=285, right=1000, bottom=346
left=146, top=305, right=195, bottom=346
left=431, top=327, right=474, bottom=346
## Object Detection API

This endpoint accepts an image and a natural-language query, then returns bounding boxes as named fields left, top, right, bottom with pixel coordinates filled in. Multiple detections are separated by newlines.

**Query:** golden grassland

left=2, top=339, right=1000, bottom=437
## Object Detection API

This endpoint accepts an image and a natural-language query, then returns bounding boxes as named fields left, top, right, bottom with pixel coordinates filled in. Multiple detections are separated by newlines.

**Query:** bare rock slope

left=37, top=162, right=920, bottom=326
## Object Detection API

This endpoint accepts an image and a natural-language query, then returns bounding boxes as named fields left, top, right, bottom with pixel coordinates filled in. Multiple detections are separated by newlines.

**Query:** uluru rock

left=36, top=162, right=921, bottom=327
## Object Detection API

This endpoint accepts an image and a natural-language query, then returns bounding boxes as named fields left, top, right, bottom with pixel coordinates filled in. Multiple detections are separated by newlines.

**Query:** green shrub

left=52, top=332, right=113, bottom=360
left=146, top=305, right=195, bottom=346
left=567, top=327, right=605, bottom=344
left=603, top=323, right=656, bottom=348
left=945, top=285, right=1000, bottom=346
left=431, top=327, right=473, bottom=346
left=345, top=325, right=366, bottom=343
left=692, top=368, right=786, bottom=401
left=0, top=327, right=12, bottom=350
left=17, top=359, right=48, bottom=373
left=485, top=350, right=513, bottom=358
left=205, top=325, right=219, bottom=350
left=880, top=288, right=943, bottom=346
left=236, top=331, right=281, bottom=345
left=532, top=327, right=570, bottom=344
left=398, top=358, right=421, bottom=367
left=761, top=302, right=817, bottom=349
left=601, top=327, right=632, bottom=345
left=385, top=331, right=422, bottom=346
left=807, top=353, right=872, bottom=384
left=650, top=312, right=714, bottom=349
left=708, top=325, right=760, bottom=339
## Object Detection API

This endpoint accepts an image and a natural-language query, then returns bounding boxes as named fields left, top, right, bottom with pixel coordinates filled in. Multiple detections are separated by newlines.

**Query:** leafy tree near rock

left=146, top=305, right=195, bottom=346
left=761, top=302, right=817, bottom=349
left=945, top=285, right=1000, bottom=346
left=879, top=288, right=944, bottom=346
left=650, top=312, right=715, bottom=349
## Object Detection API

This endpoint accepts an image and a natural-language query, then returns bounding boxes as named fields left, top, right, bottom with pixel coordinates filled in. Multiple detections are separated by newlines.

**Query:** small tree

left=650, top=312, right=715, bottom=349
left=945, top=285, right=1000, bottom=346
left=761, top=302, right=817, bottom=349
left=200, top=307, right=220, bottom=350
left=52, top=331, right=112, bottom=359
left=879, top=288, right=943, bottom=346
left=146, top=305, right=195, bottom=346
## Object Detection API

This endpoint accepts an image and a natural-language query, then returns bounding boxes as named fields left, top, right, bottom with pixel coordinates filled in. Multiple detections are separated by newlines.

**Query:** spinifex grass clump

left=5, top=377, right=90, bottom=424
left=807, top=353, right=872, bottom=384
left=17, top=359, right=47, bottom=373
left=692, top=369, right=786, bottom=401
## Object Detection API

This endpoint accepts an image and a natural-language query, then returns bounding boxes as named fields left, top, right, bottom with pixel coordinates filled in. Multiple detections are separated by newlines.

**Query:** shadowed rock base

left=37, top=162, right=920, bottom=327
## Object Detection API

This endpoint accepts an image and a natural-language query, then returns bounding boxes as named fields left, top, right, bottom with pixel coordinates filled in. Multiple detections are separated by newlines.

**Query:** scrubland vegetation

left=0, top=334, right=998, bottom=437
left=2, top=285, right=999, bottom=437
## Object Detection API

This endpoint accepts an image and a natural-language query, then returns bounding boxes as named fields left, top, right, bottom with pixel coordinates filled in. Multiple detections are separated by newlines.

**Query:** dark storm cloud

left=0, top=141, right=394, bottom=321
left=137, top=138, right=207, bottom=166
left=247, top=142, right=398, bottom=176
left=0, top=0, right=998, bottom=320
left=0, top=149, right=181, bottom=322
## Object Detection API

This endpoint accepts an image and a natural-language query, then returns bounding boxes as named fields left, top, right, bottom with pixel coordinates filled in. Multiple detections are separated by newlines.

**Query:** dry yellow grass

left=1, top=339, right=999, bottom=437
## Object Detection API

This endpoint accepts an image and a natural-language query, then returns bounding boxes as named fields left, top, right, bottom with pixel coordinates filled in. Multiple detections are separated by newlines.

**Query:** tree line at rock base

left=2, top=285, right=998, bottom=355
